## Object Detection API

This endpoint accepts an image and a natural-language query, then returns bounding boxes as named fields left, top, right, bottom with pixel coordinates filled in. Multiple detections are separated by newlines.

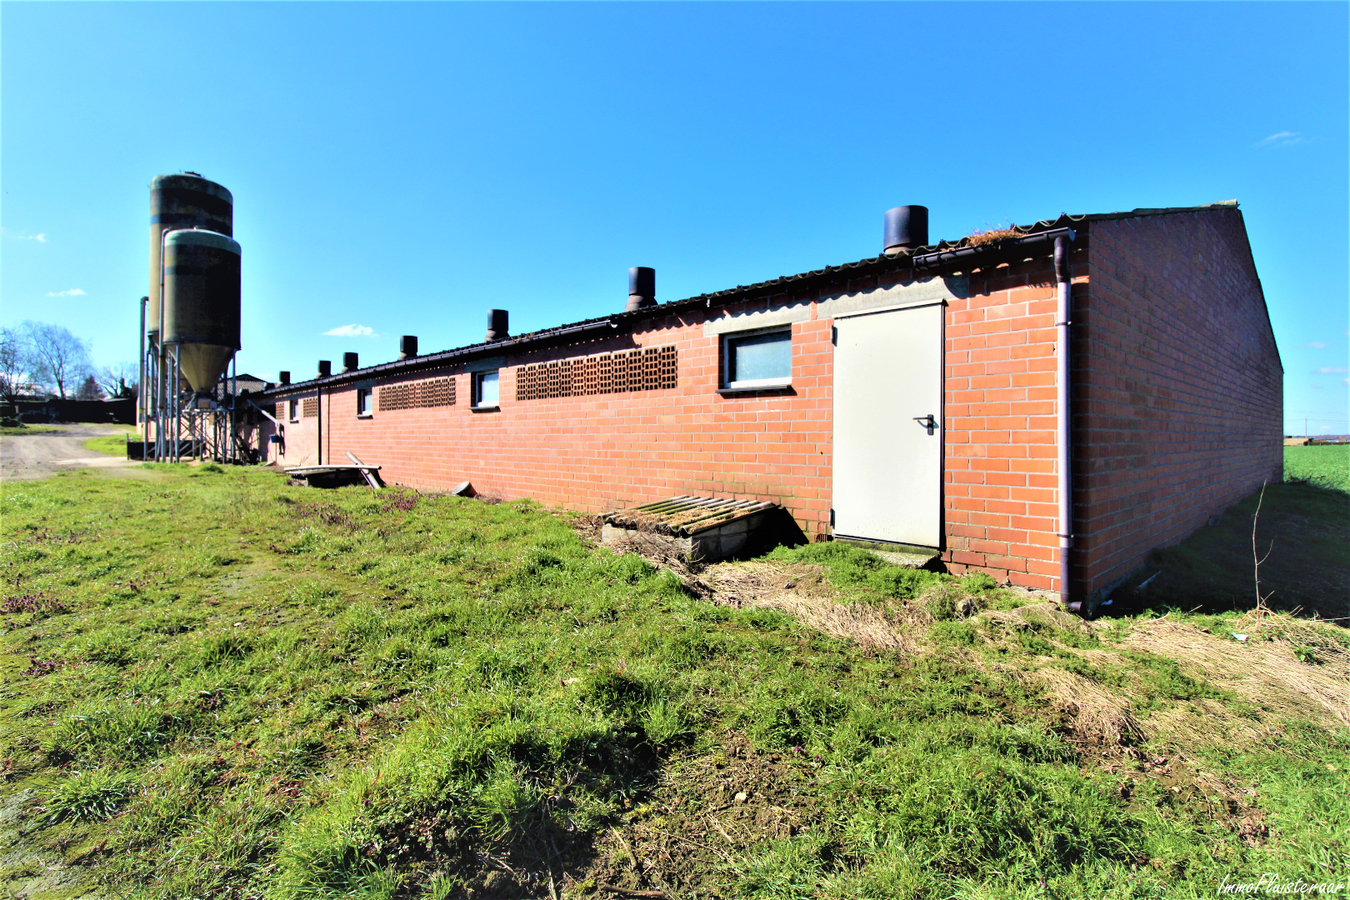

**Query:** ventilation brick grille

left=378, top=377, right=456, bottom=412
left=516, top=345, right=677, bottom=402
left=301, top=398, right=319, bottom=418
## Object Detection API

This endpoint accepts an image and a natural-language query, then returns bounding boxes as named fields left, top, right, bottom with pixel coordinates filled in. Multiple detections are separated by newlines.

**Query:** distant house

left=258, top=202, right=1282, bottom=609
left=223, top=373, right=271, bottom=397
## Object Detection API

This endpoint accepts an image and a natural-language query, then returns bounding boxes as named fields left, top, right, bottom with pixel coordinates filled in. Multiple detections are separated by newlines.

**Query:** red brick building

left=258, top=202, right=1282, bottom=606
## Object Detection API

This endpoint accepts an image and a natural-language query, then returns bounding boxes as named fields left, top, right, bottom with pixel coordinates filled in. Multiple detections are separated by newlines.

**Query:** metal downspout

left=1054, top=235, right=1074, bottom=607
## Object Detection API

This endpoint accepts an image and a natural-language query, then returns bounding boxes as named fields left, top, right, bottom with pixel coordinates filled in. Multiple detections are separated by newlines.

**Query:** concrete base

left=832, top=536, right=940, bottom=569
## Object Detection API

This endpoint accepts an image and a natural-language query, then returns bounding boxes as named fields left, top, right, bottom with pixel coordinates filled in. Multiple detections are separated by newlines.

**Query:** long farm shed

left=259, top=202, right=1282, bottom=608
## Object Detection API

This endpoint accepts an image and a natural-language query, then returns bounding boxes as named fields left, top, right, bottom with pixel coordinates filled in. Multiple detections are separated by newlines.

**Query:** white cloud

left=323, top=324, right=377, bottom=338
left=1301, top=341, right=1326, bottom=349
left=45, top=288, right=86, bottom=297
left=1316, top=367, right=1348, bottom=375
left=1254, top=131, right=1305, bottom=148
left=4, top=230, right=46, bottom=242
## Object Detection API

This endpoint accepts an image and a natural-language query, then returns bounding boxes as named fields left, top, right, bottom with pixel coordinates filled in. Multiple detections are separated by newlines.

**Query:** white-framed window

left=288, top=398, right=300, bottom=422
left=472, top=370, right=499, bottom=409
left=356, top=387, right=373, bottom=418
left=721, top=327, right=792, bottom=391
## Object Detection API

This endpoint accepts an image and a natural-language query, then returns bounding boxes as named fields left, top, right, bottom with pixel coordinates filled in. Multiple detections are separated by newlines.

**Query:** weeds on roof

left=964, top=227, right=1022, bottom=247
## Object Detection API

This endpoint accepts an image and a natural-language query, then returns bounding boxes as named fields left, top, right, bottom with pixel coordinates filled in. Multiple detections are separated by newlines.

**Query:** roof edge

left=264, top=202, right=1236, bottom=396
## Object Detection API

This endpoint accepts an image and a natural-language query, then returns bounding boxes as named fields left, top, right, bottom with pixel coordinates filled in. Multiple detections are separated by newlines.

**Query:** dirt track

left=0, top=424, right=138, bottom=482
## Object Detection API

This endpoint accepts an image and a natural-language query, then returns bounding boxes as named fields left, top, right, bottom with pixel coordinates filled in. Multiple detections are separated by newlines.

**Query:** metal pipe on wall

left=1054, top=235, right=1073, bottom=606
left=230, top=356, right=238, bottom=464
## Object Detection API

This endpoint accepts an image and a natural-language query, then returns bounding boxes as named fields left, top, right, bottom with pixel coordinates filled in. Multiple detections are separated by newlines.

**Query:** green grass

left=0, top=423, right=66, bottom=436
left=1, top=465, right=1346, bottom=899
left=1285, top=443, right=1350, bottom=492
left=79, top=423, right=138, bottom=456
left=1105, top=446, right=1350, bottom=620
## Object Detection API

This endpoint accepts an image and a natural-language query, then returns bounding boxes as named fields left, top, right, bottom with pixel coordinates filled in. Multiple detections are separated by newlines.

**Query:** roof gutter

left=911, top=227, right=1076, bottom=272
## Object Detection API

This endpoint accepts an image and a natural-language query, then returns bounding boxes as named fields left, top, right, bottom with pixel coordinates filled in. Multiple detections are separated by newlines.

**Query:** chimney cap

left=884, top=205, right=929, bottom=254
left=279, top=370, right=291, bottom=385
left=486, top=309, right=509, bottom=342
left=399, top=335, right=418, bottom=360
left=627, top=266, right=656, bottom=312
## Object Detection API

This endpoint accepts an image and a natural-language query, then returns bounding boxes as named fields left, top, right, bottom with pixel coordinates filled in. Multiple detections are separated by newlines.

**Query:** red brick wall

left=265, top=270, right=1069, bottom=590
left=939, top=255, right=1084, bottom=593
left=1075, top=208, right=1282, bottom=598
left=270, top=307, right=837, bottom=539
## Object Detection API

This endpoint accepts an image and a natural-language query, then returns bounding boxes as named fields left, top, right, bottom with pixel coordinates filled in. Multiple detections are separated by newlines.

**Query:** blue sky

left=2, top=2, right=1346, bottom=434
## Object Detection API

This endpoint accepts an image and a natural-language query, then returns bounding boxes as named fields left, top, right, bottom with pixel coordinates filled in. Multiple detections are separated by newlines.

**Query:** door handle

left=913, top=414, right=937, bottom=435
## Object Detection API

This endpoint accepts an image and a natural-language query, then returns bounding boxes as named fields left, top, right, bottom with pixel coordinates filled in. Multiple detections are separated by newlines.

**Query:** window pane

left=729, top=331, right=790, bottom=383
left=477, top=371, right=499, bottom=406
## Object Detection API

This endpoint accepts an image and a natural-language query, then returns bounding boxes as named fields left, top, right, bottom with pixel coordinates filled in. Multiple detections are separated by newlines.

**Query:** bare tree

left=97, top=361, right=139, bottom=401
left=0, top=326, right=34, bottom=407
left=21, top=321, right=91, bottom=400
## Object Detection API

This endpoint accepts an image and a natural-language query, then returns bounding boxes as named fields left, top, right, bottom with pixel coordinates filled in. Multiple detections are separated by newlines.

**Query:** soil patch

left=566, top=731, right=825, bottom=899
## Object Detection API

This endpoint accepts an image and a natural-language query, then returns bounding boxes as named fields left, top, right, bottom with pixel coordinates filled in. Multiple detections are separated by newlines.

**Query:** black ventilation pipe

left=342, top=352, right=359, bottom=373
left=399, top=335, right=418, bottom=360
left=627, top=267, right=656, bottom=311
left=318, top=360, right=332, bottom=377
left=486, top=309, right=509, bottom=341
left=884, top=206, right=929, bottom=255
left=279, top=371, right=290, bottom=385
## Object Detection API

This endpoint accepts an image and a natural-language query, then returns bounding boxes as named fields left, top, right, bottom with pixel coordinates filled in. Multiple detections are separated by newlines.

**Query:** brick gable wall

left=1074, top=209, right=1282, bottom=599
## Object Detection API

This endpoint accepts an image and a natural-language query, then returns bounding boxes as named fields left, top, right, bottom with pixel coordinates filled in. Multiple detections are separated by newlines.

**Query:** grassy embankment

left=0, top=454, right=1346, bottom=899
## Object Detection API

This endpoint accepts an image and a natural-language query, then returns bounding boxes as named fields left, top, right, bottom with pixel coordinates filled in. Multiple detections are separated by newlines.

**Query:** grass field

left=0, top=424, right=67, bottom=437
left=1285, top=443, right=1350, bottom=493
left=81, top=425, right=138, bottom=457
left=1, top=460, right=1347, bottom=899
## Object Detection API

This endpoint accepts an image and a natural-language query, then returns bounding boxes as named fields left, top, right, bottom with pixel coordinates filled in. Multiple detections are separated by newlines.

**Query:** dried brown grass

left=973, top=604, right=1349, bottom=755
left=696, top=561, right=929, bottom=653
left=603, top=535, right=1349, bottom=761
left=1121, top=617, right=1350, bottom=731
left=965, top=228, right=1021, bottom=247
left=981, top=601, right=1091, bottom=637
left=1034, top=666, right=1146, bottom=748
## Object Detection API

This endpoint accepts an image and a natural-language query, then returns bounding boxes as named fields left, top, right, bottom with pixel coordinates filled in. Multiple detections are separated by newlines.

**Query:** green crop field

left=1, top=463, right=1347, bottom=899
left=1285, top=443, right=1350, bottom=493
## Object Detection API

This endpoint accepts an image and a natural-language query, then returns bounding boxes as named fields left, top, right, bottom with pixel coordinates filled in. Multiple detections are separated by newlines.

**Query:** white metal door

left=832, top=303, right=943, bottom=547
